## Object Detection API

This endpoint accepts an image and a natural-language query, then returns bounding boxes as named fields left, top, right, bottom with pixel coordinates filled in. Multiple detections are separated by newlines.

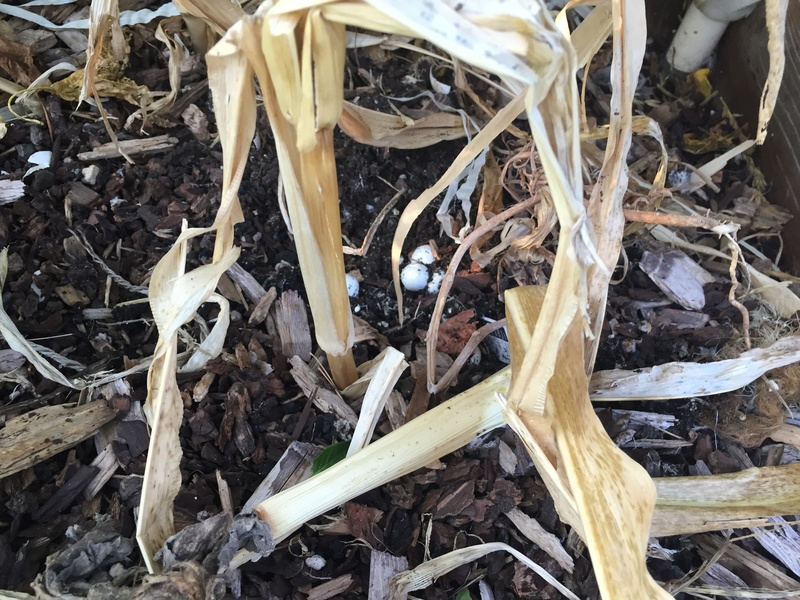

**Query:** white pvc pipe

left=667, top=0, right=761, bottom=73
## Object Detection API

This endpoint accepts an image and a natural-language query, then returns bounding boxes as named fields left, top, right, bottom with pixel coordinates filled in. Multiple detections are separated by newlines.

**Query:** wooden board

left=718, top=3, right=800, bottom=266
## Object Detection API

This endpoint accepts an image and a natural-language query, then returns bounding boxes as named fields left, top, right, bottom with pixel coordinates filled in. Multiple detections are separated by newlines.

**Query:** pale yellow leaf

left=172, top=0, right=245, bottom=35
left=339, top=102, right=473, bottom=149
left=564, top=4, right=613, bottom=66
left=584, top=0, right=647, bottom=373
left=506, top=286, right=670, bottom=600
left=346, top=347, right=407, bottom=456
left=653, top=463, right=800, bottom=537
left=136, top=23, right=250, bottom=571
left=388, top=542, right=579, bottom=600
left=590, top=333, right=800, bottom=401
left=310, top=9, right=345, bottom=129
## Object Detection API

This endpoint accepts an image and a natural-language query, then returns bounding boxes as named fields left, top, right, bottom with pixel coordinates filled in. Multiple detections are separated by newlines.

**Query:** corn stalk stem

left=291, top=130, right=357, bottom=388
left=247, top=363, right=800, bottom=558
left=255, top=368, right=511, bottom=542
left=328, top=348, right=358, bottom=390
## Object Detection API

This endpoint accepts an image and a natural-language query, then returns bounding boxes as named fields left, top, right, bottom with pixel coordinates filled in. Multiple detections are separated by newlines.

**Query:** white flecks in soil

left=345, top=273, right=360, bottom=297
left=305, top=555, right=327, bottom=570
left=427, top=269, right=444, bottom=294
left=468, top=346, right=482, bottom=367
left=81, top=164, right=100, bottom=185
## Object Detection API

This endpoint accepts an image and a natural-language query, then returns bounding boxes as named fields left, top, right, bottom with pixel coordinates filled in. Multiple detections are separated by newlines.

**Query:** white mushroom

left=401, top=262, right=429, bottom=292
left=305, top=555, right=327, bottom=570
left=410, top=244, right=436, bottom=265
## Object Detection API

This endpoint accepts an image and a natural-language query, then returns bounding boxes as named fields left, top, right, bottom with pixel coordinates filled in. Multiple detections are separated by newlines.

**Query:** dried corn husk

left=347, top=347, right=408, bottom=456
left=134, top=24, right=250, bottom=569
left=339, top=102, right=474, bottom=148
left=506, top=286, right=671, bottom=599
left=583, top=0, right=647, bottom=373
left=388, top=542, right=579, bottom=600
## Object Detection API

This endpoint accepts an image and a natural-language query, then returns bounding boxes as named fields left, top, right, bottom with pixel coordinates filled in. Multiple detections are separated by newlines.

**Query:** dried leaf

left=388, top=542, right=579, bottom=600
left=136, top=26, right=249, bottom=571
left=506, top=286, right=670, bottom=599
left=590, top=334, right=800, bottom=401
left=584, top=0, right=647, bottom=371
left=435, top=309, right=477, bottom=355
left=240, top=6, right=356, bottom=386
left=653, top=463, right=800, bottom=536
left=347, top=347, right=408, bottom=456
left=339, top=102, right=473, bottom=148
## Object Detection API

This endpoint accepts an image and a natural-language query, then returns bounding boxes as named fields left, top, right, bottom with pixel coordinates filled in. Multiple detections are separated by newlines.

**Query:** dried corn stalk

left=134, top=27, right=250, bottom=569
left=243, top=344, right=800, bottom=570
left=256, top=1, right=358, bottom=388
left=137, top=0, right=794, bottom=593
left=506, top=286, right=671, bottom=599
left=253, top=368, right=510, bottom=546
left=583, top=0, right=647, bottom=372
left=192, top=1, right=667, bottom=597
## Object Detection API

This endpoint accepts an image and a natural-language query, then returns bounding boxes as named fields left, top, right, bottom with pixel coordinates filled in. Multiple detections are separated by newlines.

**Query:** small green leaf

left=312, top=441, right=350, bottom=474
left=455, top=588, right=473, bottom=600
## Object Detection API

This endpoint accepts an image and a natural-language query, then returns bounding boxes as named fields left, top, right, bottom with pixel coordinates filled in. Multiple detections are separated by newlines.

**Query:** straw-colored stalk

left=254, top=368, right=510, bottom=543
left=506, top=286, right=671, bottom=599
left=243, top=348, right=800, bottom=570
left=176, top=0, right=793, bottom=595
left=222, top=4, right=353, bottom=388
left=177, top=0, right=370, bottom=395
left=247, top=351, right=800, bottom=550
left=212, top=2, right=659, bottom=595
left=583, top=0, right=647, bottom=373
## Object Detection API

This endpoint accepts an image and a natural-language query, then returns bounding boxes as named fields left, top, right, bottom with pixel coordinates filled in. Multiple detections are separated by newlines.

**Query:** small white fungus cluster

left=401, top=244, right=444, bottom=294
